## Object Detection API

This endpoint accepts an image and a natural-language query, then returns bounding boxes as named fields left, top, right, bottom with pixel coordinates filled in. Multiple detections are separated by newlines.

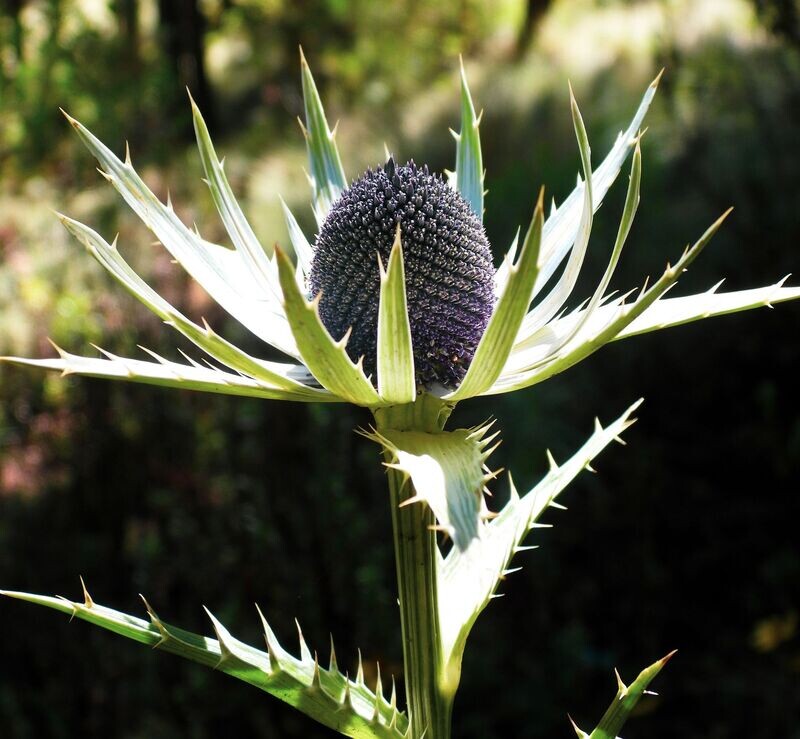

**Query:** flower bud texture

left=308, top=159, right=495, bottom=390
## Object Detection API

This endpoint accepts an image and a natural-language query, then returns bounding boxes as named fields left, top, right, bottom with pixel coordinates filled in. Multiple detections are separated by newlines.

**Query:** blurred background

left=1, top=0, right=799, bottom=736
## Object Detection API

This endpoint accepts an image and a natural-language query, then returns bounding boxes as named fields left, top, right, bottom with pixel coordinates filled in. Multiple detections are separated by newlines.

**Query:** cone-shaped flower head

left=309, top=158, right=495, bottom=390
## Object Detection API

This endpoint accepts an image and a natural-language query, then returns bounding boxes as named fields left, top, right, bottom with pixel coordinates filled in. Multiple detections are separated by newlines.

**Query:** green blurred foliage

left=1, top=1, right=799, bottom=737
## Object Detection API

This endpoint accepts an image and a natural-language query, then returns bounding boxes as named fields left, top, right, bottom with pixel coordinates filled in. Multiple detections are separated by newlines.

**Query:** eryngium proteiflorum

left=309, top=157, right=495, bottom=390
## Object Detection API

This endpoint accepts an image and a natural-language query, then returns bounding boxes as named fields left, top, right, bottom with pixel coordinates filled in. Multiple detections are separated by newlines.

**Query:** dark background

left=1, top=1, right=799, bottom=737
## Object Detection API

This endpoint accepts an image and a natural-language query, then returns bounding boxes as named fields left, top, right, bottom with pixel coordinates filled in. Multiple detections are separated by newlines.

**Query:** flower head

left=310, top=158, right=495, bottom=390
left=3, top=57, right=798, bottom=411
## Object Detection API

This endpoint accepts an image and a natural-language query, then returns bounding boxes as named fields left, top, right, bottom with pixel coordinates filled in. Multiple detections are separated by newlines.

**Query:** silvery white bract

left=3, top=53, right=798, bottom=739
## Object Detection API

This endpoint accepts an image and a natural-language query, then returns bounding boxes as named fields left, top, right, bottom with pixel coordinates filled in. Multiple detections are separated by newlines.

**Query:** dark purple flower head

left=308, top=158, right=495, bottom=390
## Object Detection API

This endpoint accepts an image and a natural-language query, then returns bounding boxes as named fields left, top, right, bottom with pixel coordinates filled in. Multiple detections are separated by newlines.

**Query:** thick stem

left=375, top=395, right=455, bottom=739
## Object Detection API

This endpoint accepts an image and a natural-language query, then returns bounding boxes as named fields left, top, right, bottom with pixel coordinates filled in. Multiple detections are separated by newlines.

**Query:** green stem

left=375, top=395, right=455, bottom=739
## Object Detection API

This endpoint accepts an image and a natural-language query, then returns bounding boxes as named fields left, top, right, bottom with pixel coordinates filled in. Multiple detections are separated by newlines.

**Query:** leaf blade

left=0, top=588, right=407, bottom=738
left=58, top=214, right=330, bottom=400
left=0, top=348, right=337, bottom=403
left=63, top=111, right=299, bottom=359
left=276, top=247, right=381, bottom=406
left=437, top=401, right=641, bottom=682
left=454, top=59, right=484, bottom=220
left=300, top=48, right=348, bottom=226
left=377, top=229, right=416, bottom=404
left=531, top=72, right=661, bottom=296
left=446, top=190, right=544, bottom=400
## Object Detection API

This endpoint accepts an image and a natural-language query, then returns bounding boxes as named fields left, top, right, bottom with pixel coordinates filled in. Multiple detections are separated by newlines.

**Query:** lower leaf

left=1, top=586, right=407, bottom=739
left=571, top=652, right=676, bottom=739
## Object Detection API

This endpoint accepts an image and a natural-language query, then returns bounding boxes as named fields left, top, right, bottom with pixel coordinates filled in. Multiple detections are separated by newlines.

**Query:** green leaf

left=615, top=277, right=800, bottom=339
left=534, top=71, right=662, bottom=294
left=467, top=86, right=596, bottom=400
left=453, top=59, right=484, bottom=220
left=507, top=277, right=800, bottom=385
left=190, top=93, right=279, bottom=296
left=364, top=423, right=498, bottom=552
left=494, top=209, right=733, bottom=393
left=520, top=86, right=595, bottom=335
left=493, top=227, right=520, bottom=296
left=300, top=48, right=348, bottom=226
left=63, top=111, right=300, bottom=360
left=514, top=138, right=642, bottom=354
left=377, top=229, right=416, bottom=404
left=276, top=247, right=382, bottom=407
left=446, top=192, right=543, bottom=400
left=280, top=196, right=315, bottom=278
left=56, top=214, right=333, bottom=401
left=437, top=401, right=641, bottom=689
left=571, top=652, right=675, bottom=739
left=0, top=346, right=340, bottom=403
left=0, top=587, right=407, bottom=739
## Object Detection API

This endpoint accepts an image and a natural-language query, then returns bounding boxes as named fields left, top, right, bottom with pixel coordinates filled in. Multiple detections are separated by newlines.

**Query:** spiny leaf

left=190, top=92, right=279, bottom=296
left=531, top=71, right=662, bottom=295
left=0, top=346, right=337, bottom=402
left=517, top=137, right=642, bottom=354
left=280, top=196, right=315, bottom=277
left=299, top=47, right=347, bottom=226
left=519, top=86, right=595, bottom=337
left=586, top=652, right=676, bottom=739
left=62, top=110, right=299, bottom=359
left=453, top=58, right=484, bottom=220
left=0, top=588, right=407, bottom=739
left=56, top=214, right=331, bottom=401
left=437, top=401, right=642, bottom=690
left=377, top=228, right=416, bottom=404
left=494, top=209, right=733, bottom=392
left=446, top=191, right=544, bottom=401
left=276, top=246, right=381, bottom=406
left=363, top=423, right=498, bottom=551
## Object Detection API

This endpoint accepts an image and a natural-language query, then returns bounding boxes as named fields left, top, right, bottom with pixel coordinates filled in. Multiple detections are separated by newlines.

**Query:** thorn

left=652, top=67, right=666, bottom=88
left=296, top=618, right=313, bottom=663
left=356, top=648, right=365, bottom=684
left=78, top=576, right=93, bottom=608
left=312, top=653, right=322, bottom=689
left=375, top=662, right=383, bottom=700
left=661, top=649, right=678, bottom=665
left=390, top=676, right=397, bottom=710
left=203, top=606, right=232, bottom=666
left=255, top=604, right=282, bottom=671
left=568, top=714, right=588, bottom=738
left=546, top=449, right=558, bottom=471
left=584, top=462, right=597, bottom=473
left=140, top=594, right=168, bottom=647
left=343, top=674, right=353, bottom=707
left=329, top=634, right=338, bottom=672
left=615, top=667, right=628, bottom=696
left=549, top=500, right=568, bottom=511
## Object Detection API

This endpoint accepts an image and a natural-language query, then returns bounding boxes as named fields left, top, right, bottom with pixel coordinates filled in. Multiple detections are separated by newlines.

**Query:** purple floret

left=308, top=158, right=495, bottom=390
